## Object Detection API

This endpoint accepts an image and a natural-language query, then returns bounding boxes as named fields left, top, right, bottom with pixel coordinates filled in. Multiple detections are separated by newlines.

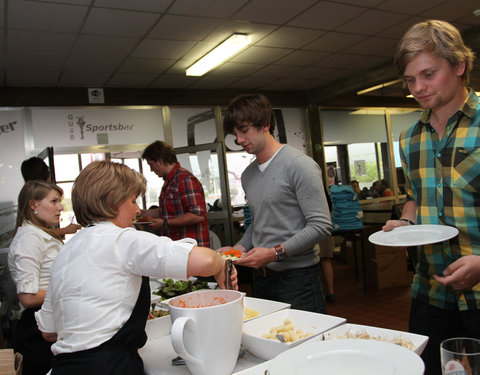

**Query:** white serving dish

left=145, top=314, right=172, bottom=340
left=243, top=297, right=290, bottom=322
left=241, top=309, right=346, bottom=360
left=323, top=323, right=429, bottom=355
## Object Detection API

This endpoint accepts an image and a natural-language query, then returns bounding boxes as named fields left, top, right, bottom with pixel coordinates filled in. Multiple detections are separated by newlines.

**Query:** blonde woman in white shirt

left=36, top=161, right=236, bottom=375
left=8, top=180, right=65, bottom=375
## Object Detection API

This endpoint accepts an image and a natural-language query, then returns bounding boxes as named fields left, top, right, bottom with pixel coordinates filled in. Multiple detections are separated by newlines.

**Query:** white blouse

left=35, top=221, right=194, bottom=355
left=8, top=223, right=63, bottom=298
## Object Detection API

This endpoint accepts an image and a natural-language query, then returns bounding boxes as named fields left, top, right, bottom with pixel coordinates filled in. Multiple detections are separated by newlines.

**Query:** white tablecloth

left=140, top=315, right=269, bottom=375
left=139, top=334, right=268, bottom=375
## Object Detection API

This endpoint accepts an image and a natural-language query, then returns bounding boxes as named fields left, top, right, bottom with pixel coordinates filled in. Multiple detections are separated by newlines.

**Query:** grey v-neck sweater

left=239, top=145, right=332, bottom=271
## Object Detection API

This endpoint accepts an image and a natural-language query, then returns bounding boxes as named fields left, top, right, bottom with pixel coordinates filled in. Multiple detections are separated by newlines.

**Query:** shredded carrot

left=174, top=297, right=228, bottom=308
left=222, top=249, right=242, bottom=258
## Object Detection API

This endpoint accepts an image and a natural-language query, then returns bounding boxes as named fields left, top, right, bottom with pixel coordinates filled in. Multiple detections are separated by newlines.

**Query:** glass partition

left=321, top=108, right=393, bottom=198
left=320, top=107, right=422, bottom=203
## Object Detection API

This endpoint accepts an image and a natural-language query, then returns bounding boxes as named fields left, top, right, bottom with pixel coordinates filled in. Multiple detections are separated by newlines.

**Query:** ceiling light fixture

left=186, top=33, right=251, bottom=76
left=356, top=79, right=403, bottom=95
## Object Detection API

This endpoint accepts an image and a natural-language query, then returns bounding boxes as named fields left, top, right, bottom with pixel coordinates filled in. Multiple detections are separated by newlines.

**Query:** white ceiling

left=1, top=0, right=480, bottom=97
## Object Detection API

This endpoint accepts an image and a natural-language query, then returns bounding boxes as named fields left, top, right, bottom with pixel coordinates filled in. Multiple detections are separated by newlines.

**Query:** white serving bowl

left=145, top=314, right=171, bottom=340
left=243, top=297, right=290, bottom=322
left=323, top=323, right=429, bottom=355
left=242, top=309, right=346, bottom=360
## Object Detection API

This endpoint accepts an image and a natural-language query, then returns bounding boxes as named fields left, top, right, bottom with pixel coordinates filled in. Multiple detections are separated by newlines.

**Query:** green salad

left=152, top=278, right=211, bottom=300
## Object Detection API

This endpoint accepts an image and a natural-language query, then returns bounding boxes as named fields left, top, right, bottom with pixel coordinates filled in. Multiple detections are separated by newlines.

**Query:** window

left=54, top=152, right=106, bottom=241
left=226, top=151, right=256, bottom=207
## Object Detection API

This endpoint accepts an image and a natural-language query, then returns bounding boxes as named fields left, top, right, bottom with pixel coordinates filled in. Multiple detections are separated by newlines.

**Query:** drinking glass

left=440, top=337, right=480, bottom=375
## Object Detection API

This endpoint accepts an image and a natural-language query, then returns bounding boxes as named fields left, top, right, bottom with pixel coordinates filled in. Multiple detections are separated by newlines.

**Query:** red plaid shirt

left=159, top=163, right=210, bottom=247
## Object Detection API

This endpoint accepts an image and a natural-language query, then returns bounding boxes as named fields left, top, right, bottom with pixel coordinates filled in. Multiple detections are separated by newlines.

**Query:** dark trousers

left=53, top=346, right=144, bottom=375
left=252, top=263, right=327, bottom=314
left=14, top=308, right=53, bottom=375
left=409, top=298, right=480, bottom=375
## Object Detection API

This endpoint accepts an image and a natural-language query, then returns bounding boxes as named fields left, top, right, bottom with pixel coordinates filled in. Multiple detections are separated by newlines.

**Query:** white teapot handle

left=170, top=316, right=201, bottom=365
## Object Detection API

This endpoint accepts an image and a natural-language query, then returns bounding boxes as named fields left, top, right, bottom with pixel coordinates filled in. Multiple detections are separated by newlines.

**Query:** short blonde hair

left=15, top=180, right=63, bottom=240
left=395, top=20, right=475, bottom=85
left=72, top=161, right=146, bottom=226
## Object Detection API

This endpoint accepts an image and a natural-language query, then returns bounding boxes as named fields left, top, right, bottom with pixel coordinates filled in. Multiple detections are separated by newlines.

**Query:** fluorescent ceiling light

left=356, top=79, right=403, bottom=95
left=349, top=108, right=418, bottom=115
left=186, top=34, right=251, bottom=76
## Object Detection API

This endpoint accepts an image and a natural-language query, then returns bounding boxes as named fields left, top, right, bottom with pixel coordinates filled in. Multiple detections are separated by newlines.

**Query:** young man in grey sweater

left=223, top=93, right=332, bottom=313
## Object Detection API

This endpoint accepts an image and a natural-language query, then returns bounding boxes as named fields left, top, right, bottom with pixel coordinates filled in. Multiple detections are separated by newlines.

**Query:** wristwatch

left=274, top=244, right=287, bottom=261
left=399, top=218, right=415, bottom=225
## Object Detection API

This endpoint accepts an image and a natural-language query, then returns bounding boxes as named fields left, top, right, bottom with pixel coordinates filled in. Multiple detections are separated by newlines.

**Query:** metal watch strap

left=274, top=244, right=286, bottom=261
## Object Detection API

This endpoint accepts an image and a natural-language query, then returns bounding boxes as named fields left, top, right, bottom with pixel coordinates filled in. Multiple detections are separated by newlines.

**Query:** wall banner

left=30, top=107, right=164, bottom=149
left=0, top=109, right=26, bottom=205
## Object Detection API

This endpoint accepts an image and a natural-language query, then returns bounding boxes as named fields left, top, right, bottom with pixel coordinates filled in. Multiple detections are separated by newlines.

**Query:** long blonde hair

left=15, top=180, right=64, bottom=241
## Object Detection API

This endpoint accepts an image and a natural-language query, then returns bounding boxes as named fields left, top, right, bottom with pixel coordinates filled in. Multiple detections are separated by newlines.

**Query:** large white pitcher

left=169, top=289, right=244, bottom=375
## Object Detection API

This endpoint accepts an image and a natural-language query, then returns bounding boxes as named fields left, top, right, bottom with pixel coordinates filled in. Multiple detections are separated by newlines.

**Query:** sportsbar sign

left=67, top=114, right=134, bottom=141
left=31, top=107, right=164, bottom=148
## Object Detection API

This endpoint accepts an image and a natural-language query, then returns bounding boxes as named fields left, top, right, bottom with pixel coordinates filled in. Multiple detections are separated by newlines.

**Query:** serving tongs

left=225, top=259, right=233, bottom=290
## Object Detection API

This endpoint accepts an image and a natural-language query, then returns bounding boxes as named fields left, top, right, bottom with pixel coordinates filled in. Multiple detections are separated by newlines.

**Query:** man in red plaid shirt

left=141, top=141, right=210, bottom=248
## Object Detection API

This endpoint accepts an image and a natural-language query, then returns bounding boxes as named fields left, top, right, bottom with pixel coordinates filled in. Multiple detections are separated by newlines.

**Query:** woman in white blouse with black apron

left=36, top=161, right=236, bottom=375
left=9, top=181, right=65, bottom=375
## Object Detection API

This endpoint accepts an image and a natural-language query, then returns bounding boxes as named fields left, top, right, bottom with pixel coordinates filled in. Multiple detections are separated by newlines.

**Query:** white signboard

left=0, top=109, right=26, bottom=205
left=170, top=106, right=308, bottom=155
left=354, top=160, right=366, bottom=176
left=30, top=107, right=164, bottom=149
left=171, top=107, right=217, bottom=148
left=280, top=108, right=309, bottom=154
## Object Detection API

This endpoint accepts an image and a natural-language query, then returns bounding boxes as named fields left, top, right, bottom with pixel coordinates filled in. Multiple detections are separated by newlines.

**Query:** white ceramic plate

left=243, top=297, right=290, bottom=322
left=268, top=339, right=424, bottom=375
left=323, top=323, right=429, bottom=355
left=369, top=224, right=458, bottom=247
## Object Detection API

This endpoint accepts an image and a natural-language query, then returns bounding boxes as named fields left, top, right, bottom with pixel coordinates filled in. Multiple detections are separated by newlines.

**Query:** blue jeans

left=409, top=298, right=480, bottom=375
left=252, top=263, right=327, bottom=313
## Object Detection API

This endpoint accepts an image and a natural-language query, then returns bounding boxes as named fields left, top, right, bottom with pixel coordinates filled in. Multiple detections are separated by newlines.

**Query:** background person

left=375, top=179, right=393, bottom=197
left=350, top=180, right=361, bottom=196
left=141, top=141, right=210, bottom=247
left=317, top=236, right=336, bottom=302
left=21, top=157, right=51, bottom=182
left=8, top=181, right=65, bottom=375
left=35, top=161, right=236, bottom=375
left=20, top=157, right=81, bottom=237
left=222, top=93, right=332, bottom=313
left=383, top=20, right=479, bottom=375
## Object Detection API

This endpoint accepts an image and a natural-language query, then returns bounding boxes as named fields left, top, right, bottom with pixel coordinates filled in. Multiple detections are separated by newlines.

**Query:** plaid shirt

left=400, top=90, right=480, bottom=310
left=159, top=163, right=210, bottom=247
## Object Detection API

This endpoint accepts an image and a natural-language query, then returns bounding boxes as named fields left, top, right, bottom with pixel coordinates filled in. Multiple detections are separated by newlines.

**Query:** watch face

left=275, top=246, right=286, bottom=261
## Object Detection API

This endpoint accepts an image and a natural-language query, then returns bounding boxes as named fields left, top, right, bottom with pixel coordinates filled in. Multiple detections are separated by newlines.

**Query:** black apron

left=13, top=307, right=54, bottom=375
left=52, top=276, right=150, bottom=375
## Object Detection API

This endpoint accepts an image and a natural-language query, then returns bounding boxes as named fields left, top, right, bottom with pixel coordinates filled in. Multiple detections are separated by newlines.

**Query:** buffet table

left=141, top=290, right=427, bottom=375
left=140, top=325, right=269, bottom=375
